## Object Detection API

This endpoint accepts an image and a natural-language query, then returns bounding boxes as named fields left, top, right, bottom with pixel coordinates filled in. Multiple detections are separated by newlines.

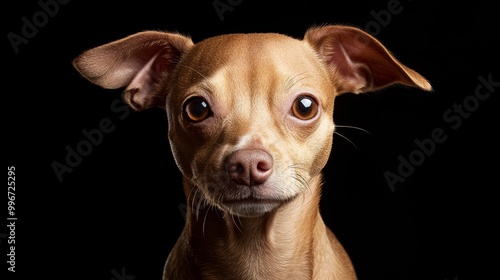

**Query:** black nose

left=225, top=149, right=273, bottom=186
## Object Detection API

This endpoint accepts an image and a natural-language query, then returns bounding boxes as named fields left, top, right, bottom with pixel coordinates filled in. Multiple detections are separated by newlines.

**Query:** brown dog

left=74, top=25, right=431, bottom=279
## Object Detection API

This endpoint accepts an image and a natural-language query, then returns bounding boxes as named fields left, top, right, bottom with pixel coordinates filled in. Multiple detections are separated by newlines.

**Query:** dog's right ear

left=73, top=31, right=194, bottom=110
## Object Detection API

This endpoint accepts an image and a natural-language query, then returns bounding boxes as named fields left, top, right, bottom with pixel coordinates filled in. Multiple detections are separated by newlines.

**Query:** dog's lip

left=218, top=185, right=301, bottom=211
left=221, top=194, right=298, bottom=217
left=222, top=192, right=296, bottom=205
left=223, top=197, right=283, bottom=205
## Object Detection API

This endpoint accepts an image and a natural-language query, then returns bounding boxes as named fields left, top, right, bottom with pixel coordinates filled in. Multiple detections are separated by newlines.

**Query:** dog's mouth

left=220, top=191, right=297, bottom=217
left=222, top=197, right=283, bottom=217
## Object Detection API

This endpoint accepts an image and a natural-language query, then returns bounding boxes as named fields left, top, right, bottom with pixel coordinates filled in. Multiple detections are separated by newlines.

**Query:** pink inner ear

left=329, top=43, right=373, bottom=93
left=327, top=35, right=413, bottom=93
left=126, top=51, right=163, bottom=106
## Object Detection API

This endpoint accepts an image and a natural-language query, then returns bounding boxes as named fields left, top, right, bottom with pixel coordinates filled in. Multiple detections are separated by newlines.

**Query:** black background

left=4, top=0, right=498, bottom=279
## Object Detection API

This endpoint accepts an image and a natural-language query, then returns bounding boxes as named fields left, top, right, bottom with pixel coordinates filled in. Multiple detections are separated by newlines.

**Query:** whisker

left=334, top=131, right=358, bottom=149
left=195, top=191, right=205, bottom=222
left=288, top=163, right=308, bottom=172
left=292, top=173, right=310, bottom=193
left=334, top=124, right=373, bottom=148
left=288, top=163, right=311, bottom=207
left=186, top=183, right=196, bottom=206
left=290, top=165, right=310, bottom=191
left=298, top=174, right=311, bottom=193
left=285, top=72, right=310, bottom=92
left=232, top=213, right=243, bottom=234
left=335, top=125, right=372, bottom=135
left=202, top=204, right=211, bottom=238
left=292, top=177, right=307, bottom=205
left=191, top=187, right=201, bottom=221
left=177, top=64, right=209, bottom=81
left=188, top=188, right=196, bottom=219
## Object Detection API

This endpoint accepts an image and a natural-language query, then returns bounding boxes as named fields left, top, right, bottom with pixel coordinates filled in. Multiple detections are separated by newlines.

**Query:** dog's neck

left=178, top=175, right=336, bottom=279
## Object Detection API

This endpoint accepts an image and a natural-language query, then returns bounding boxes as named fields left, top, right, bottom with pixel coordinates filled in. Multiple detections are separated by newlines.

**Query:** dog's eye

left=291, top=95, right=318, bottom=120
left=184, top=97, right=211, bottom=122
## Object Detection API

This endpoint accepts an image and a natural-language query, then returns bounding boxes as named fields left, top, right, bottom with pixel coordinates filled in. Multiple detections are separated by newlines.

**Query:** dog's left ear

left=304, top=25, right=431, bottom=95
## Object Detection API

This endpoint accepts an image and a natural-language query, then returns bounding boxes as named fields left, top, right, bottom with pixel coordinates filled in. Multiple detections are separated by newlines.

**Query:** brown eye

left=291, top=95, right=318, bottom=120
left=184, top=97, right=211, bottom=122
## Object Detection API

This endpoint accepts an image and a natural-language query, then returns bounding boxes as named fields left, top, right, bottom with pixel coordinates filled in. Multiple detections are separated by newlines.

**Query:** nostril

left=227, top=163, right=244, bottom=174
left=257, top=160, right=272, bottom=171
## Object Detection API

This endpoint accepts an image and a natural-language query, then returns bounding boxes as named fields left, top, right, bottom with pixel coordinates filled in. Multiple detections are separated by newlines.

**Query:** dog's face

left=73, top=25, right=431, bottom=218
left=166, top=33, right=336, bottom=217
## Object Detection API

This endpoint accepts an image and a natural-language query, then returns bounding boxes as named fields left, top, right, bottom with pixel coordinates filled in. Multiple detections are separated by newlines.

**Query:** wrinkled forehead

left=173, top=33, right=332, bottom=96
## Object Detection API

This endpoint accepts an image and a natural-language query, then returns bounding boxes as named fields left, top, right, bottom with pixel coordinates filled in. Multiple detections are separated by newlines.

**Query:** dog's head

left=74, top=25, right=431, bottom=217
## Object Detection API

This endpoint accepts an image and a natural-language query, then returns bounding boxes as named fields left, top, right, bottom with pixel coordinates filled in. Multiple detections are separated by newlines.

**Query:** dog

left=73, top=25, right=431, bottom=279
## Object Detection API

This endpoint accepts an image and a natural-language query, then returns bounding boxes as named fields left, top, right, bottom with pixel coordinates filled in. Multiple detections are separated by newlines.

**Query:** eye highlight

left=291, top=95, right=319, bottom=120
left=184, top=97, right=211, bottom=122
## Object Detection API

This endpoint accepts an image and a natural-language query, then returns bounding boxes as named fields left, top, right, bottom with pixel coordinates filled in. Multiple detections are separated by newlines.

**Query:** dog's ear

left=73, top=31, right=194, bottom=110
left=304, top=25, right=431, bottom=95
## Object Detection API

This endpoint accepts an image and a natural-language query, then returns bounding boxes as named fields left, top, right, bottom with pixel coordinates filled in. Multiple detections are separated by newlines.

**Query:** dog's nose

left=226, top=149, right=273, bottom=186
